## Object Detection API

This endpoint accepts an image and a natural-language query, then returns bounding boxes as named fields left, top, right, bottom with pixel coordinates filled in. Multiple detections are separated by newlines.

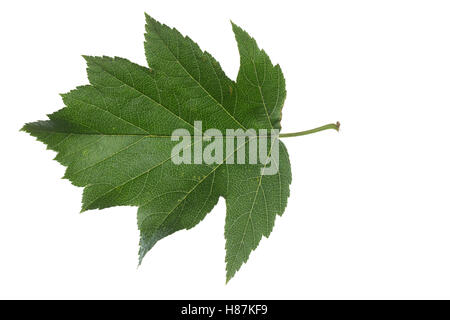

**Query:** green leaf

left=22, top=14, right=292, bottom=282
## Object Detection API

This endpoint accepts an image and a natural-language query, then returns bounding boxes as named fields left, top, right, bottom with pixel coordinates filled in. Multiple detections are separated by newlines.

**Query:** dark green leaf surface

left=22, top=15, right=291, bottom=281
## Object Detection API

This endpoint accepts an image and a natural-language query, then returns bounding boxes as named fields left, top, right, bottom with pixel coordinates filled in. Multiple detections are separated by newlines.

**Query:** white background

left=1, top=0, right=450, bottom=299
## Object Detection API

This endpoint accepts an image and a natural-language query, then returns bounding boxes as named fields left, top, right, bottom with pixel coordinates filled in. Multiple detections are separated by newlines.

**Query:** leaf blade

left=23, top=15, right=292, bottom=282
